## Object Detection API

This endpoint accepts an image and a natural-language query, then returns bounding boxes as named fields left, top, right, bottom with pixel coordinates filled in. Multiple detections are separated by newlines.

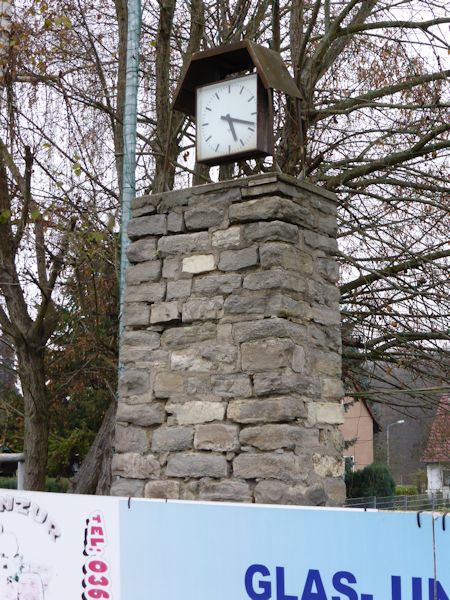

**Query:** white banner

left=0, top=490, right=120, bottom=600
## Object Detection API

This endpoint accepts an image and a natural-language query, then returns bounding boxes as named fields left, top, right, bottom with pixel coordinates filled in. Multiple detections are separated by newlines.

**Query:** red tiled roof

left=422, top=394, right=450, bottom=463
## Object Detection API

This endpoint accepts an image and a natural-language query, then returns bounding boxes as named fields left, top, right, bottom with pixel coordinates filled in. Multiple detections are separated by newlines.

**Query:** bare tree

left=0, top=0, right=448, bottom=491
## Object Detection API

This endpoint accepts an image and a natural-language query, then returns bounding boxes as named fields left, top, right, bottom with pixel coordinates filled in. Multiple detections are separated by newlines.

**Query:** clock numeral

left=228, top=145, right=231, bottom=153
left=202, top=123, right=209, bottom=126
left=251, top=111, right=257, bottom=115
left=247, top=95, right=254, bottom=103
left=248, top=127, right=254, bottom=132
left=206, top=135, right=212, bottom=142
left=240, top=86, right=244, bottom=95
left=240, top=139, right=244, bottom=146
left=215, top=144, right=220, bottom=152
left=206, top=107, right=212, bottom=111
left=228, top=85, right=230, bottom=93
left=215, top=92, right=220, bottom=100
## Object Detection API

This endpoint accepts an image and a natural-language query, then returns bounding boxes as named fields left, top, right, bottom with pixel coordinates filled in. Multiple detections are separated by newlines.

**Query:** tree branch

left=340, top=249, right=450, bottom=295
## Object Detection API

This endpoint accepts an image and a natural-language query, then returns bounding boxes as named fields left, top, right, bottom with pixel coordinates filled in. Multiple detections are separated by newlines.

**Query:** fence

left=0, top=453, right=24, bottom=489
left=345, top=492, right=450, bottom=511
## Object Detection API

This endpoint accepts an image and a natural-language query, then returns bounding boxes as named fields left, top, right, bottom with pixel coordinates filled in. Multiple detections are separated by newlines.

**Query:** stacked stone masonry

left=112, top=173, right=346, bottom=506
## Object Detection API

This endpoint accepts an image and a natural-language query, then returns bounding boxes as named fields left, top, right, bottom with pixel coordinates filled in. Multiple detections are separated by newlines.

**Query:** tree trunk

left=0, top=0, right=12, bottom=87
left=16, top=343, right=49, bottom=490
left=70, top=399, right=117, bottom=495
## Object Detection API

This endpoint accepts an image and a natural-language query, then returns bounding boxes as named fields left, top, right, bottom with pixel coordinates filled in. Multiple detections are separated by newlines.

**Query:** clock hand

left=227, top=116, right=256, bottom=126
left=220, top=114, right=238, bottom=141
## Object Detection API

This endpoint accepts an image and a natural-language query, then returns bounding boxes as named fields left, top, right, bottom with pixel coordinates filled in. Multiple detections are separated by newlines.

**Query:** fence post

left=17, top=460, right=25, bottom=490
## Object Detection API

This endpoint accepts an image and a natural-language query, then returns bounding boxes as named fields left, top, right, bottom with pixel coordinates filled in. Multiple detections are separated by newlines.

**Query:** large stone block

left=227, top=397, right=305, bottom=423
left=170, top=347, right=215, bottom=372
left=167, top=211, right=184, bottom=232
left=253, top=369, right=313, bottom=396
left=185, top=205, right=225, bottom=230
left=323, top=477, right=346, bottom=506
left=167, top=279, right=192, bottom=300
left=154, top=371, right=184, bottom=398
left=307, top=401, right=344, bottom=425
left=127, top=238, right=157, bottom=262
left=110, top=478, right=145, bottom=497
left=316, top=257, right=340, bottom=283
left=254, top=480, right=308, bottom=505
left=166, top=401, right=226, bottom=425
left=125, top=282, right=166, bottom=303
left=182, top=254, right=215, bottom=274
left=232, top=318, right=306, bottom=344
left=218, top=246, right=258, bottom=272
left=303, top=230, right=338, bottom=253
left=259, top=242, right=312, bottom=274
left=122, top=331, right=161, bottom=350
left=233, top=453, right=299, bottom=481
left=123, top=303, right=150, bottom=327
left=240, top=424, right=309, bottom=451
left=128, top=214, right=167, bottom=239
left=243, top=269, right=305, bottom=293
left=241, top=338, right=297, bottom=372
left=166, top=453, right=228, bottom=478
left=182, top=297, right=224, bottom=322
left=198, top=479, right=252, bottom=502
left=158, top=232, right=210, bottom=256
left=161, top=323, right=217, bottom=349
left=243, top=220, right=299, bottom=244
left=211, top=373, right=252, bottom=398
left=193, top=273, right=242, bottom=295
left=312, top=454, right=344, bottom=478
left=223, top=292, right=267, bottom=317
left=150, top=301, right=180, bottom=324
left=212, top=226, right=241, bottom=248
left=229, top=196, right=308, bottom=226
left=119, top=369, right=151, bottom=397
left=112, top=452, right=160, bottom=479
left=116, top=401, right=165, bottom=427
left=115, top=423, right=150, bottom=453
left=144, top=480, right=180, bottom=499
left=267, top=294, right=312, bottom=322
left=126, top=261, right=161, bottom=285
left=151, top=426, right=194, bottom=452
left=194, top=424, right=239, bottom=451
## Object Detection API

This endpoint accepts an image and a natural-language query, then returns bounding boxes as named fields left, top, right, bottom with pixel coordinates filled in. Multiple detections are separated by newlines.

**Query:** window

left=443, top=469, right=450, bottom=486
left=344, top=456, right=355, bottom=473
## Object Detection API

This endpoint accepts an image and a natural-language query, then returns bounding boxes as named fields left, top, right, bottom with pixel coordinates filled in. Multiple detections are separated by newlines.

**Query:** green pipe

left=119, top=0, right=142, bottom=339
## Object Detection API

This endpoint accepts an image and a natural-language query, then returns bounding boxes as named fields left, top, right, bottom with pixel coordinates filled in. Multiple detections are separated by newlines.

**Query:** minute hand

left=227, top=116, right=255, bottom=126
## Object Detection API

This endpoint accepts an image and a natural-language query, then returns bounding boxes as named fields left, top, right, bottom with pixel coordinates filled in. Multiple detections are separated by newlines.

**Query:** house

left=422, top=394, right=450, bottom=498
left=340, top=397, right=380, bottom=471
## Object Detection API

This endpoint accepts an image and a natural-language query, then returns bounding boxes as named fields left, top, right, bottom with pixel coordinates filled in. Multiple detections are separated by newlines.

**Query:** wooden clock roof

left=173, top=40, right=301, bottom=116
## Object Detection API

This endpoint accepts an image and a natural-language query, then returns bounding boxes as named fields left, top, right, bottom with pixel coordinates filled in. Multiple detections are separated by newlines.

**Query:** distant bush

left=395, top=485, right=418, bottom=496
left=0, top=477, right=70, bottom=493
left=346, top=463, right=396, bottom=498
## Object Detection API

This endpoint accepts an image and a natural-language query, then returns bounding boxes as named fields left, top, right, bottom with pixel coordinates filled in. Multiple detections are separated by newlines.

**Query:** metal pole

left=17, top=460, right=24, bottom=490
left=386, top=420, right=405, bottom=469
left=119, top=0, right=142, bottom=339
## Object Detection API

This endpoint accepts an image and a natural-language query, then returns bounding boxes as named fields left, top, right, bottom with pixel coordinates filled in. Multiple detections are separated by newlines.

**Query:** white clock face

left=196, top=73, right=258, bottom=163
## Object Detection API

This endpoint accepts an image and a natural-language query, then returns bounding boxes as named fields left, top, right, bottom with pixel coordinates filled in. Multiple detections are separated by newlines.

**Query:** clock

left=196, top=73, right=272, bottom=165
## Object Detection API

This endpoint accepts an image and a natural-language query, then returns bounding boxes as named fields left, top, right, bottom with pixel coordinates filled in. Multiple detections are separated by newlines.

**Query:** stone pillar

left=111, top=173, right=345, bottom=506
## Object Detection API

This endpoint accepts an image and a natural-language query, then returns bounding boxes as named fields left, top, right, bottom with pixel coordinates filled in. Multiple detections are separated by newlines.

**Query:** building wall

left=112, top=173, right=345, bottom=506
left=427, top=463, right=450, bottom=498
left=341, top=399, right=374, bottom=470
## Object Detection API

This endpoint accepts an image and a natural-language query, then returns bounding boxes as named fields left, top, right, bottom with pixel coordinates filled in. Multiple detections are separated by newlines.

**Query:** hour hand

left=220, top=114, right=238, bottom=141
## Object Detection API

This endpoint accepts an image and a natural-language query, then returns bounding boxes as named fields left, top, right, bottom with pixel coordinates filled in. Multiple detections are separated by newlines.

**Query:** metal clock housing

left=196, top=73, right=271, bottom=165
